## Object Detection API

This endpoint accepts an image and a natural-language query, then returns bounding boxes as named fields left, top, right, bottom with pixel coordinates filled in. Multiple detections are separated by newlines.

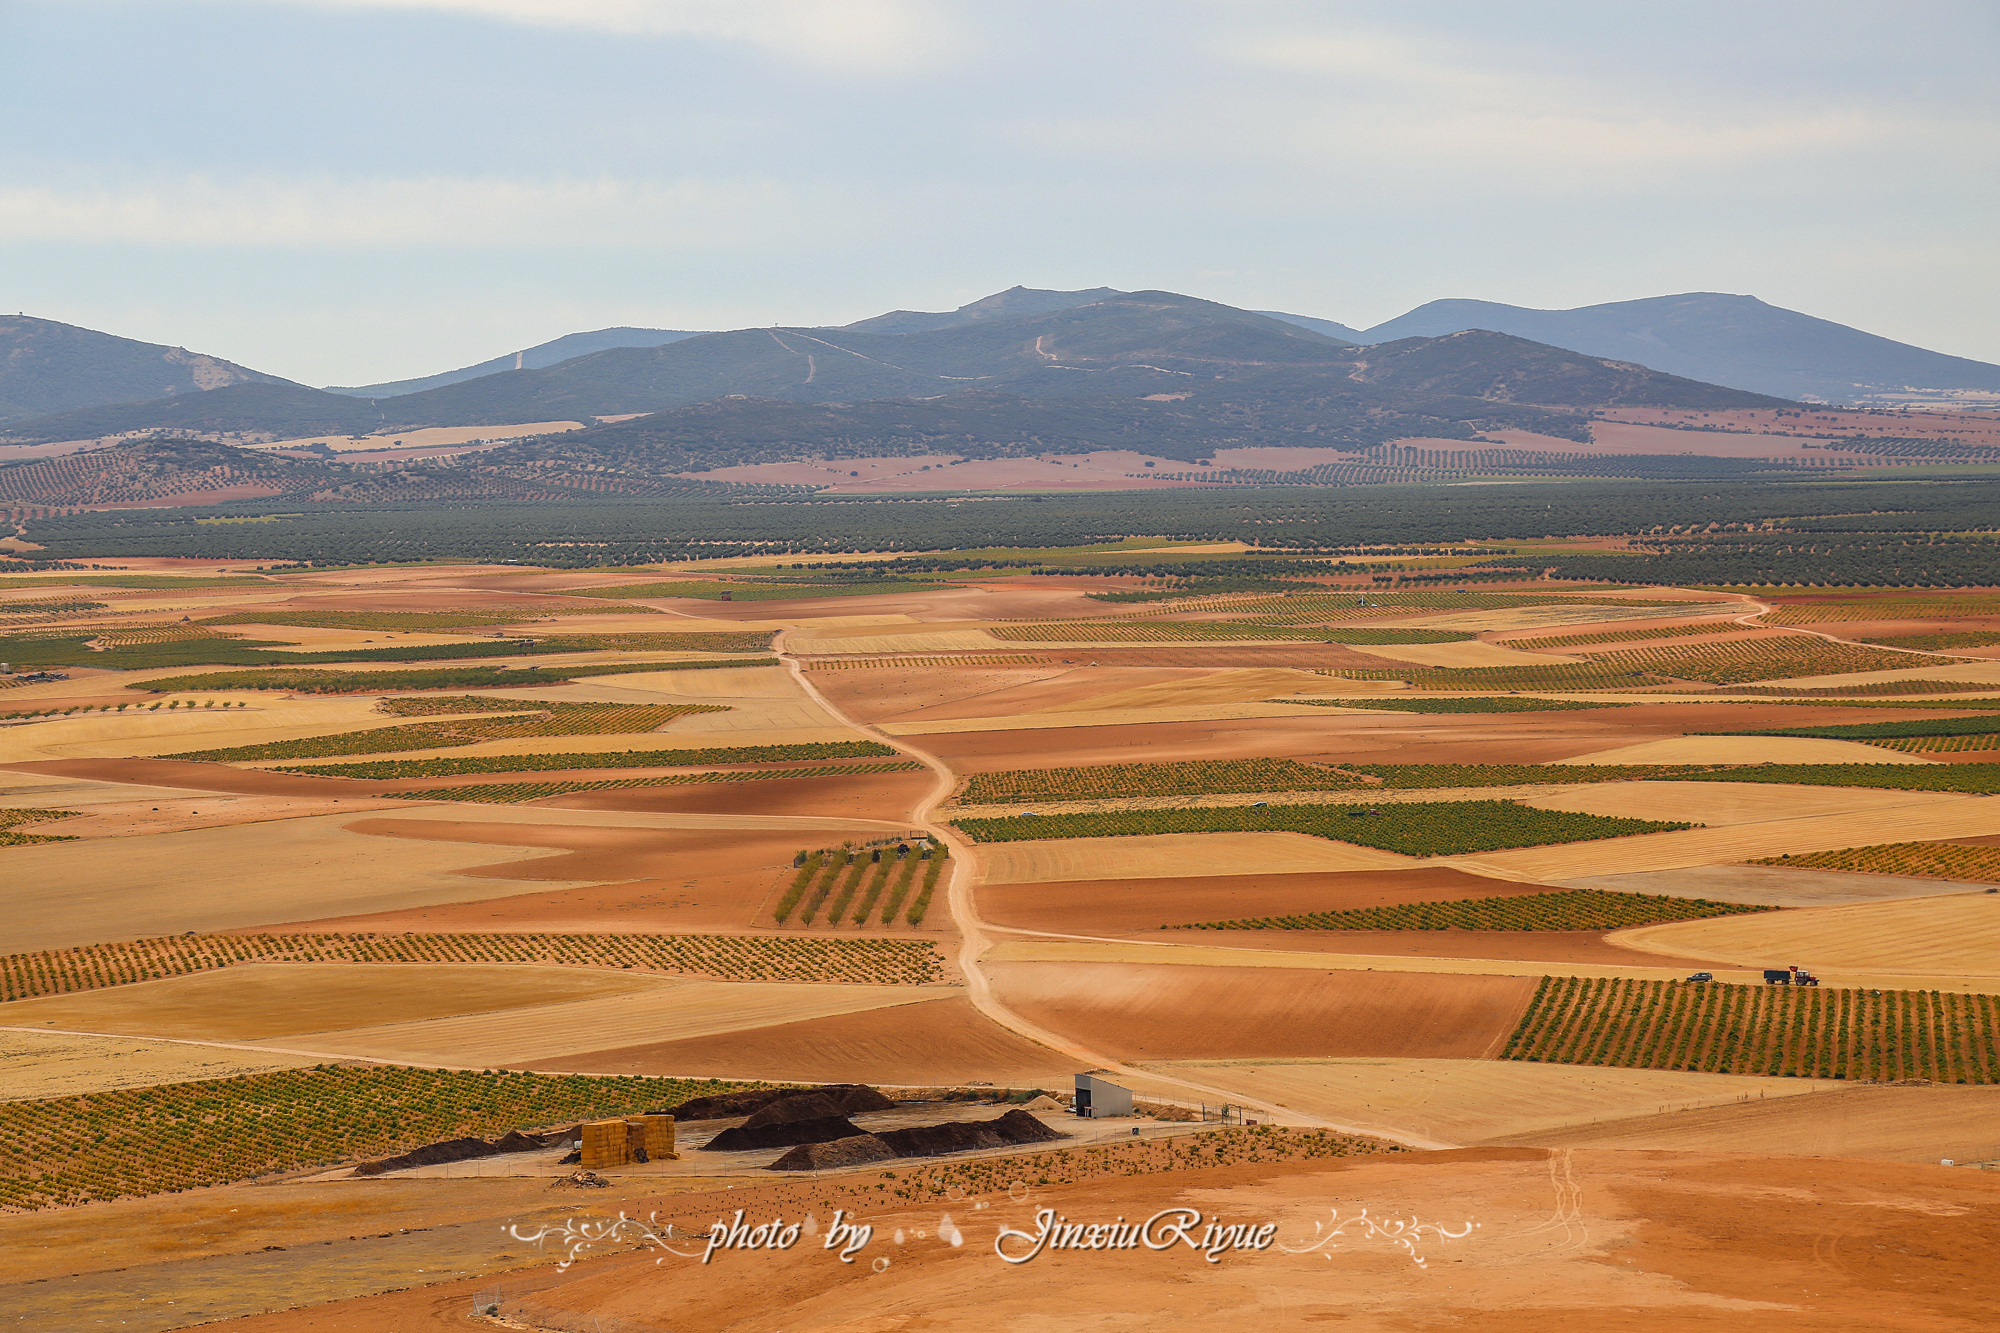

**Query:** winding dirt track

left=771, top=628, right=1449, bottom=1147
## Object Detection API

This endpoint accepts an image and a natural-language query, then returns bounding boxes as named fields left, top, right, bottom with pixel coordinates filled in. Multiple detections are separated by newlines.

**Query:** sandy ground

left=0, top=813, right=605, bottom=953
left=1519, top=779, right=1964, bottom=825
left=1493, top=1083, right=2000, bottom=1163
left=0, top=963, right=957, bottom=1065
left=0, top=697, right=426, bottom=762
left=183, top=1149, right=2000, bottom=1333
left=0, top=1029, right=317, bottom=1100
left=987, top=961, right=1535, bottom=1061
left=0, top=962, right=668, bottom=1041
left=1612, top=892, right=2000, bottom=976
left=1561, top=865, right=2000, bottom=907
left=536, top=995, right=1084, bottom=1085
left=1151, top=1057, right=1837, bottom=1144
left=980, top=938, right=1997, bottom=995
left=1444, top=793, right=2000, bottom=884
left=976, top=831, right=1418, bottom=884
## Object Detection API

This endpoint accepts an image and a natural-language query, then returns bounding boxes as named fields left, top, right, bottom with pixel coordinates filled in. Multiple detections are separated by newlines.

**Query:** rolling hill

left=0, top=316, right=293, bottom=424
left=0, top=291, right=1778, bottom=457
left=1354, top=293, right=2000, bottom=404
left=324, top=326, right=709, bottom=398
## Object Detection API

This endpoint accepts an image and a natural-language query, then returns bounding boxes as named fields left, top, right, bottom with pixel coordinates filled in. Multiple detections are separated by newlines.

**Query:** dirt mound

left=765, top=1134, right=898, bottom=1171
left=664, top=1084, right=896, bottom=1123
left=350, top=1127, right=569, bottom=1176
left=700, top=1114, right=866, bottom=1152
left=740, top=1092, right=844, bottom=1127
left=874, top=1109, right=1066, bottom=1159
left=662, top=1088, right=795, bottom=1121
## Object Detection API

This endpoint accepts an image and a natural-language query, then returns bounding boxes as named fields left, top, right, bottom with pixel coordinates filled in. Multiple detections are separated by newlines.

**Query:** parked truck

left=1763, top=966, right=1820, bottom=986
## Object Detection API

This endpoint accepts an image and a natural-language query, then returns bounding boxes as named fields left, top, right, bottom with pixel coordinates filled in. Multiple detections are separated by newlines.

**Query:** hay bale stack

left=581, top=1118, right=633, bottom=1169
left=628, top=1113, right=677, bottom=1161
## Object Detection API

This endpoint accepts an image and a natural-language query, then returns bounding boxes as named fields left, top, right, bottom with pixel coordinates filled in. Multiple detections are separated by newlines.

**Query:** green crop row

left=1172, top=888, right=1769, bottom=933
left=0, top=1066, right=766, bottom=1211
left=1707, top=714, right=2000, bottom=741
left=1502, top=975, right=2000, bottom=1083
left=389, top=761, right=923, bottom=804
left=959, top=758, right=1370, bottom=805
left=268, top=739, right=899, bottom=779
left=776, top=842, right=947, bottom=926
left=0, top=931, right=948, bottom=1006
left=1752, top=840, right=2000, bottom=882
left=950, top=800, right=1693, bottom=857
left=0, top=808, right=77, bottom=848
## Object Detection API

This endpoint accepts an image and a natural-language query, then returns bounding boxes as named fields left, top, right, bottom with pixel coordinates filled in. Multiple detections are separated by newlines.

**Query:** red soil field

left=10, top=757, right=383, bottom=797
left=264, top=823, right=815, bottom=935
left=532, top=996, right=1081, bottom=1085
left=976, top=867, right=1559, bottom=936
left=985, top=961, right=1536, bottom=1061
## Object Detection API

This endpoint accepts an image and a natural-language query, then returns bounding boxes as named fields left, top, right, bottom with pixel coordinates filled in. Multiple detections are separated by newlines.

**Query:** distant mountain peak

left=841, top=286, right=1126, bottom=336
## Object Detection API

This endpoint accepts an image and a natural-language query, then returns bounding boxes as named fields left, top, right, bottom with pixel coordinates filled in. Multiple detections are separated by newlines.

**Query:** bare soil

left=984, top=961, right=1537, bottom=1060
left=532, top=995, right=1083, bottom=1086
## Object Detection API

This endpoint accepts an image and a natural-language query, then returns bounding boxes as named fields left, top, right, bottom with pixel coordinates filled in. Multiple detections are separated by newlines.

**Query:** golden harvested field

left=1145, top=1056, right=1832, bottom=1145
left=1449, top=793, right=1998, bottom=882
left=533, top=995, right=1083, bottom=1085
left=0, top=814, right=599, bottom=952
left=975, top=830, right=1419, bottom=883
left=281, top=975, right=957, bottom=1065
left=0, top=1030, right=317, bottom=1101
left=786, top=628, right=1004, bottom=654
left=1521, top=779, right=1963, bottom=826
left=1031, top=668, right=1326, bottom=713
left=1553, top=735, right=1935, bottom=764
left=1337, top=640, right=1584, bottom=668
left=0, top=962, right=666, bottom=1041
left=1611, top=892, right=2000, bottom=975
left=0, top=697, right=408, bottom=762
left=1490, top=1083, right=2000, bottom=1162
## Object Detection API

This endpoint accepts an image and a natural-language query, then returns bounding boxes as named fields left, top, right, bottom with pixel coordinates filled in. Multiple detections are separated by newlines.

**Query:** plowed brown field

left=985, top=961, right=1535, bottom=1060
left=531, top=767, right=931, bottom=820
left=535, top=995, right=1082, bottom=1085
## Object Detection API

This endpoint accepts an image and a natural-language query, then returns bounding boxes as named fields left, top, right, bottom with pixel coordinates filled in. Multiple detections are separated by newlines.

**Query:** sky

left=3, top=0, right=1996, bottom=386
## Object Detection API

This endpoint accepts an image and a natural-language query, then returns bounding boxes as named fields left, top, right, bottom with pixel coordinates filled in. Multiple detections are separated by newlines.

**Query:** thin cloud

left=258, top=0, right=956, bottom=69
left=0, top=175, right=792, bottom=247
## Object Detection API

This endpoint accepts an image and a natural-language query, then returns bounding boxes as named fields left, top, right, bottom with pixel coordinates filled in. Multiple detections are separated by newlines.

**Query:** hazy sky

left=4, top=0, right=1995, bottom=385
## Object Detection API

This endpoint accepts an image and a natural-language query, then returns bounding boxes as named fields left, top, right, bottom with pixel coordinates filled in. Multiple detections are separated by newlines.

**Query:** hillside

left=324, top=326, right=709, bottom=397
left=842, top=285, right=1125, bottom=335
left=1349, top=330, right=1787, bottom=409
left=0, top=383, right=398, bottom=443
left=0, top=317, right=292, bottom=424
left=0, top=292, right=1784, bottom=462
left=0, top=438, right=338, bottom=507
left=1357, top=293, right=2000, bottom=404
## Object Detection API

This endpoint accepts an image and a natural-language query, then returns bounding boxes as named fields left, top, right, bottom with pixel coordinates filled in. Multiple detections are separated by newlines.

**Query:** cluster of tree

left=1518, top=532, right=2000, bottom=588
left=19, top=477, right=2000, bottom=575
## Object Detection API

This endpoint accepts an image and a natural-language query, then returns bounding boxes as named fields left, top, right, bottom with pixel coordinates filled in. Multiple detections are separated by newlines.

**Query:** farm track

left=770, top=628, right=1441, bottom=1144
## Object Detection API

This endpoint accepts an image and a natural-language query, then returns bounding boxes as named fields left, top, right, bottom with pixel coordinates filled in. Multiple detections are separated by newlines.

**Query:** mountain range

left=0, top=292, right=1781, bottom=462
